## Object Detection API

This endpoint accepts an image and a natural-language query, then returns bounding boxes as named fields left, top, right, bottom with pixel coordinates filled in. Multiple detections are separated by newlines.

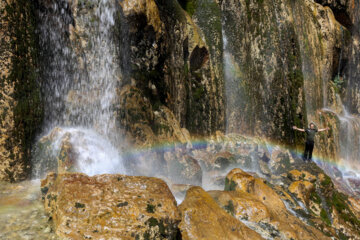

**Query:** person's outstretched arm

left=318, top=127, right=329, bottom=132
left=293, top=126, right=305, bottom=132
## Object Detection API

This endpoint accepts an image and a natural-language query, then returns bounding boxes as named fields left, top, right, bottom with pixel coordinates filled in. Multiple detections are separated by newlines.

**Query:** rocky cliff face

left=0, top=0, right=43, bottom=182
left=317, top=0, right=360, bottom=114
left=221, top=0, right=346, bottom=146
left=37, top=0, right=225, bottom=144
left=1, top=0, right=359, bottom=181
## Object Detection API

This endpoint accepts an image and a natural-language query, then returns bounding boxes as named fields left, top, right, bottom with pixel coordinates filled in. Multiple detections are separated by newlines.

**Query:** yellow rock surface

left=208, top=190, right=270, bottom=223
left=178, top=186, right=263, bottom=240
left=225, top=168, right=256, bottom=193
left=288, top=180, right=314, bottom=205
left=41, top=172, right=180, bottom=239
left=225, top=168, right=330, bottom=240
left=288, top=169, right=317, bottom=182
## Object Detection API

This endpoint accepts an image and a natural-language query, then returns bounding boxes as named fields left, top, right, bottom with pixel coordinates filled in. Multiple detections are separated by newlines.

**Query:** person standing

left=293, top=122, right=329, bottom=161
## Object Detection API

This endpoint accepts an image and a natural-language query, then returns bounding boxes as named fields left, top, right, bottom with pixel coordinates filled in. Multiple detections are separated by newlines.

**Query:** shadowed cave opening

left=315, top=0, right=353, bottom=29
left=190, top=46, right=209, bottom=72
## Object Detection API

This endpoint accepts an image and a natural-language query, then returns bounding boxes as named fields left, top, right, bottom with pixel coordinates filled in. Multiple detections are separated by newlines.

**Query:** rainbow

left=119, top=134, right=360, bottom=177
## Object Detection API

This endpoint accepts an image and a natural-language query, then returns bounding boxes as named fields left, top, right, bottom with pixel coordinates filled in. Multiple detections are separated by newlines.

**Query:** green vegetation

left=146, top=203, right=156, bottom=213
left=333, top=75, right=344, bottom=94
left=117, top=202, right=128, bottom=207
left=224, top=200, right=235, bottom=216
left=41, top=187, right=49, bottom=195
left=329, top=192, right=360, bottom=228
left=75, top=202, right=85, bottom=208
left=144, top=217, right=170, bottom=239
left=178, top=0, right=197, bottom=16
left=320, top=208, right=331, bottom=226
left=309, top=191, right=321, bottom=205
left=224, top=178, right=237, bottom=191
left=320, top=175, right=333, bottom=188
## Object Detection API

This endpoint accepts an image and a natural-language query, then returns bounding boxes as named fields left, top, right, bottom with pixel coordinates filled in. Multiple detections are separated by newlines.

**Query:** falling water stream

left=34, top=0, right=125, bottom=177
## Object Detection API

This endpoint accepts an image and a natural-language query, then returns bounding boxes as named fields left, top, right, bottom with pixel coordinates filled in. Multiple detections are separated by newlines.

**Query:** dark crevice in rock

left=189, top=46, right=209, bottom=72
left=314, top=0, right=353, bottom=29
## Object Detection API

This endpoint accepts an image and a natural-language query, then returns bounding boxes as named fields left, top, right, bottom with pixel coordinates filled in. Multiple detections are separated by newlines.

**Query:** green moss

left=309, top=191, right=321, bottom=205
left=224, top=178, right=237, bottom=191
left=320, top=175, right=332, bottom=188
left=75, top=202, right=85, bottom=208
left=146, top=204, right=156, bottom=213
left=330, top=192, right=360, bottom=228
left=41, top=187, right=49, bottom=195
left=224, top=200, right=235, bottom=216
left=178, top=0, right=197, bottom=16
left=320, top=208, right=331, bottom=226
left=338, top=231, right=350, bottom=240
left=144, top=217, right=168, bottom=239
left=117, top=202, right=128, bottom=207
left=193, top=86, right=204, bottom=100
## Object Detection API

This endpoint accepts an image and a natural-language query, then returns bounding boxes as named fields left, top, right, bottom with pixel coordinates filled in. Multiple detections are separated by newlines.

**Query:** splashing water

left=36, top=0, right=124, bottom=177
left=32, top=128, right=124, bottom=177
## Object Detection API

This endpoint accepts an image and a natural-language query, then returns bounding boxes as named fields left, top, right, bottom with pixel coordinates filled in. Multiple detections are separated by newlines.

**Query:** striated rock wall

left=221, top=0, right=345, bottom=148
left=0, top=0, right=43, bottom=182
left=118, top=0, right=225, bottom=136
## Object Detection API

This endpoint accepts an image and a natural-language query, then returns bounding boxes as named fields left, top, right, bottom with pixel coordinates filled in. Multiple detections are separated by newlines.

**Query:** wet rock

left=118, top=85, right=191, bottom=147
left=164, top=150, right=202, bottom=185
left=224, top=168, right=331, bottom=240
left=119, top=0, right=225, bottom=136
left=211, top=151, right=236, bottom=170
left=208, top=190, right=270, bottom=223
left=0, top=0, right=43, bottom=182
left=288, top=169, right=317, bottom=182
left=288, top=180, right=315, bottom=205
left=153, top=106, right=191, bottom=144
left=258, top=160, right=271, bottom=176
left=269, top=148, right=295, bottom=174
left=178, top=186, right=263, bottom=240
left=117, top=85, right=156, bottom=147
left=41, top=172, right=180, bottom=239
left=32, top=127, right=74, bottom=178
left=0, top=181, right=57, bottom=239
left=225, top=168, right=256, bottom=192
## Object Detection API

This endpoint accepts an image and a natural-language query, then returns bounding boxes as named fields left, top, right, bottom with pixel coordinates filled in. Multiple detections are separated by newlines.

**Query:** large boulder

left=41, top=172, right=180, bottom=239
left=178, top=186, right=263, bottom=240
left=164, top=149, right=202, bottom=185
left=224, top=168, right=331, bottom=240
left=208, top=190, right=270, bottom=223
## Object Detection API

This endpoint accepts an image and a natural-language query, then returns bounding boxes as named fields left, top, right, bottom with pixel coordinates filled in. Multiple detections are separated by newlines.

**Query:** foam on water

left=49, top=127, right=124, bottom=176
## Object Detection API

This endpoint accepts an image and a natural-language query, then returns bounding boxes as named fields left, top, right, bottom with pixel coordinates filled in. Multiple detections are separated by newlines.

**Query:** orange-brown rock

left=288, top=180, right=315, bottom=205
left=288, top=169, right=316, bottom=182
left=208, top=190, right=270, bottom=223
left=225, top=168, right=331, bottom=240
left=118, top=85, right=191, bottom=147
left=178, top=186, right=263, bottom=240
left=225, top=168, right=256, bottom=193
left=41, top=172, right=180, bottom=239
left=348, top=197, right=360, bottom=220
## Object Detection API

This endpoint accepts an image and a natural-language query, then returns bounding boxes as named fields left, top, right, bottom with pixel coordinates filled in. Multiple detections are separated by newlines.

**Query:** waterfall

left=34, top=0, right=124, bottom=177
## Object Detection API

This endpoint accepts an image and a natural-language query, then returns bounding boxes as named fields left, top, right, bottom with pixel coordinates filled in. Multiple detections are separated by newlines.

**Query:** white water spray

left=36, top=0, right=124, bottom=177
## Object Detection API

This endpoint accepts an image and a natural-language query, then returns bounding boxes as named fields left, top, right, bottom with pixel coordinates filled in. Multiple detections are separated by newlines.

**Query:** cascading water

left=318, top=25, right=360, bottom=196
left=34, top=0, right=124, bottom=177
